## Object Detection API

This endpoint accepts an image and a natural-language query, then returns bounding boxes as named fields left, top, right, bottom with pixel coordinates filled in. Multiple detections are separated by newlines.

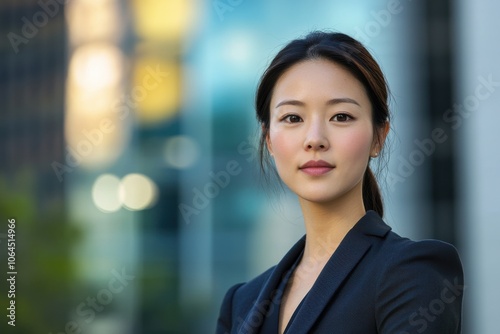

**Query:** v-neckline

left=279, top=250, right=306, bottom=333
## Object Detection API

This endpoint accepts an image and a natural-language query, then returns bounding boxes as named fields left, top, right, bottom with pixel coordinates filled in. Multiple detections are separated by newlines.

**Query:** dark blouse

left=259, top=251, right=305, bottom=334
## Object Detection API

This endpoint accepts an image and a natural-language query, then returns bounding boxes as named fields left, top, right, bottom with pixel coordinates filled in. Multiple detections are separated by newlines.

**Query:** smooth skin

left=266, top=58, right=389, bottom=333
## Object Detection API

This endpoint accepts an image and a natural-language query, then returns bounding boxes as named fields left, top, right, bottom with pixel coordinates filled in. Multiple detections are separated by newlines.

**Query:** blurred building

left=0, top=0, right=66, bottom=213
left=0, top=1, right=77, bottom=334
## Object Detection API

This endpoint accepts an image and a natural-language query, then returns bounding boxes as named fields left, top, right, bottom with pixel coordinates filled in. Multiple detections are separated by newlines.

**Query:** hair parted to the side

left=255, top=31, right=390, bottom=217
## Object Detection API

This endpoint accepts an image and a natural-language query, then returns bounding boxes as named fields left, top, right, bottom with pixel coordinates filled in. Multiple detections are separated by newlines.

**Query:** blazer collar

left=239, top=236, right=306, bottom=334
left=239, top=210, right=391, bottom=334
left=287, top=210, right=391, bottom=333
left=352, top=210, right=392, bottom=237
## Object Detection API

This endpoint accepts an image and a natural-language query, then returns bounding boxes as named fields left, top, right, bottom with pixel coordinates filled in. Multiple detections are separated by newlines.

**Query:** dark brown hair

left=255, top=31, right=390, bottom=217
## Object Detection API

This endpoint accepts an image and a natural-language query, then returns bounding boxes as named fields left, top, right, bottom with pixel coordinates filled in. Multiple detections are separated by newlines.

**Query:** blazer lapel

left=286, top=211, right=391, bottom=333
left=238, top=236, right=306, bottom=334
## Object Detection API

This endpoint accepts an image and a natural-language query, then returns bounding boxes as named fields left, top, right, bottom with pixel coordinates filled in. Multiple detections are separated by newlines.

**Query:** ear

left=372, top=121, right=390, bottom=155
left=263, top=124, right=273, bottom=155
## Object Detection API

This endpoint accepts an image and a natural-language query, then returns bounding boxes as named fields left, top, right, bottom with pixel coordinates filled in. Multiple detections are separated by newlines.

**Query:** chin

left=294, top=183, right=361, bottom=205
left=296, top=190, right=345, bottom=204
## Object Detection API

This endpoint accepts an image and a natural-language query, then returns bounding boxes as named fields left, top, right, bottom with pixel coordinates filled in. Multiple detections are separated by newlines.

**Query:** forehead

left=271, top=58, right=370, bottom=107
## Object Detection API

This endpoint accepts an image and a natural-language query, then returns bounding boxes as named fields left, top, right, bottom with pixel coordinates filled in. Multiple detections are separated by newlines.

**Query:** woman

left=216, top=31, right=463, bottom=334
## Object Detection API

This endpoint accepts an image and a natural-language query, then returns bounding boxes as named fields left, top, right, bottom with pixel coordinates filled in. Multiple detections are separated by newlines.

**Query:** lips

left=299, top=160, right=334, bottom=176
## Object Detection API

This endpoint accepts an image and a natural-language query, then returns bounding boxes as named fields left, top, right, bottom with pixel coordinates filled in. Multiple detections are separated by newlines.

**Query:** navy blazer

left=216, top=211, right=464, bottom=333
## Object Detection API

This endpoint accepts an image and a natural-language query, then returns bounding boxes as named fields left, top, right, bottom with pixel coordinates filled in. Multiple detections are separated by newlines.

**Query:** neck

left=298, top=182, right=366, bottom=265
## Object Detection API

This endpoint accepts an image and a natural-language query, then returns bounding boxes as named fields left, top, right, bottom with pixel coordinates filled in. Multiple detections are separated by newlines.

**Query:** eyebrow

left=275, top=97, right=361, bottom=108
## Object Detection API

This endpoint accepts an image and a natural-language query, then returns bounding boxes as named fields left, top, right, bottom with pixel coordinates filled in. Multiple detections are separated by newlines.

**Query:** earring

left=372, top=152, right=379, bottom=157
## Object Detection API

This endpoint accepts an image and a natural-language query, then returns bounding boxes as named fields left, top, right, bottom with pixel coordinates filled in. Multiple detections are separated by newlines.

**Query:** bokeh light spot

left=164, top=136, right=199, bottom=169
left=119, top=174, right=158, bottom=211
left=69, top=43, right=123, bottom=93
left=92, top=174, right=121, bottom=212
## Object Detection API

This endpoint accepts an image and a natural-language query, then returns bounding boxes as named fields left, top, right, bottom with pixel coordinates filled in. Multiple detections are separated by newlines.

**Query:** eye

left=282, top=114, right=303, bottom=123
left=331, top=113, right=353, bottom=122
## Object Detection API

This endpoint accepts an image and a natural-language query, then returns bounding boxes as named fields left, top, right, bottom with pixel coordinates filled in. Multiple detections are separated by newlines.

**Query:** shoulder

left=216, top=266, right=275, bottom=334
left=360, top=211, right=461, bottom=268
left=377, top=232, right=464, bottom=301
left=381, top=232, right=463, bottom=277
left=375, top=232, right=464, bottom=333
left=226, top=265, right=275, bottom=307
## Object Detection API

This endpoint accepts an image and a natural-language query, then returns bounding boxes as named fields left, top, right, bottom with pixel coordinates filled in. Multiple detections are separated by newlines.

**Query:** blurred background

left=0, top=0, right=499, bottom=333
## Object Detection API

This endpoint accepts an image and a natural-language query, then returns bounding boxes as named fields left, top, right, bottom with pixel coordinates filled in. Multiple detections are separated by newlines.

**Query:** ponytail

left=362, top=167, right=384, bottom=217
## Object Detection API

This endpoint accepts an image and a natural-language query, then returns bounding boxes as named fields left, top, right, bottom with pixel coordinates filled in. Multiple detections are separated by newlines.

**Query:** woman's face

left=267, top=58, right=379, bottom=205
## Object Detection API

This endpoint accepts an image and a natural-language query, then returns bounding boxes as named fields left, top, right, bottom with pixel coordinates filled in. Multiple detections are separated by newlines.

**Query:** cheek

left=269, top=128, right=298, bottom=166
left=336, top=127, right=373, bottom=162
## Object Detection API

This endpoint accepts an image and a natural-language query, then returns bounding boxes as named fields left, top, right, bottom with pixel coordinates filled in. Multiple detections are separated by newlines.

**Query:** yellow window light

left=66, top=0, right=123, bottom=46
left=131, top=0, right=196, bottom=41
left=132, top=57, right=180, bottom=124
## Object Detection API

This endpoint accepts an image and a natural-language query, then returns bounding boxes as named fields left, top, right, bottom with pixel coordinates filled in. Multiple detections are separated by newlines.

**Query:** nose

left=304, top=119, right=329, bottom=151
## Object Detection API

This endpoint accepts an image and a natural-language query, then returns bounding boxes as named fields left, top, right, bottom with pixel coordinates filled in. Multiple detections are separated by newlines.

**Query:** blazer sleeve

left=216, top=283, right=244, bottom=334
left=376, top=240, right=464, bottom=334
